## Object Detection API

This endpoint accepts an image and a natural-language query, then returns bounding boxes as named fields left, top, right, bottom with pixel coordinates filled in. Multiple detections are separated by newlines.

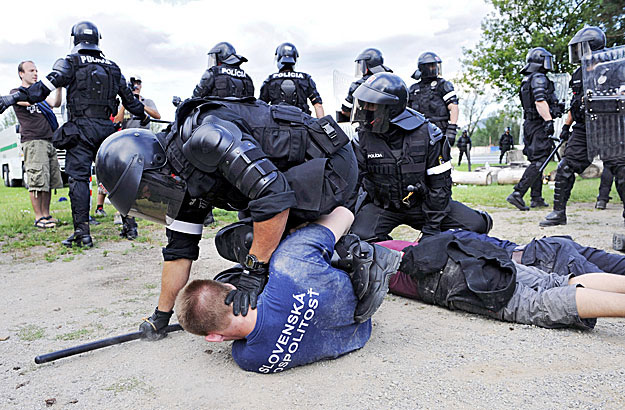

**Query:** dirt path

left=1, top=203, right=624, bottom=409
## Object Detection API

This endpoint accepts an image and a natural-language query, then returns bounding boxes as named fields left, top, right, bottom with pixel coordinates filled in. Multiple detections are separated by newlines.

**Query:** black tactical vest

left=457, top=135, right=470, bottom=150
left=66, top=53, right=121, bottom=120
left=519, top=72, right=558, bottom=121
left=209, top=65, right=254, bottom=98
left=570, top=68, right=585, bottom=124
left=500, top=133, right=513, bottom=149
left=408, top=78, right=450, bottom=123
left=265, top=72, right=312, bottom=114
left=360, top=127, right=429, bottom=210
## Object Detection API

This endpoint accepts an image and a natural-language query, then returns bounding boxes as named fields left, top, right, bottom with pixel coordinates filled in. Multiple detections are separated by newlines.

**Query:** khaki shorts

left=22, top=139, right=63, bottom=192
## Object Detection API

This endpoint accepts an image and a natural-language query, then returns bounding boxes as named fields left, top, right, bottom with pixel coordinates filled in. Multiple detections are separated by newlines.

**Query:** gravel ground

left=1, top=203, right=625, bottom=409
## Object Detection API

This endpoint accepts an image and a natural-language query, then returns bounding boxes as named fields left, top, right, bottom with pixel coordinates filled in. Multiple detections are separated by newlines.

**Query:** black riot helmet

left=351, top=73, right=408, bottom=133
left=505, top=127, right=510, bottom=133
left=70, top=21, right=101, bottom=53
left=522, top=47, right=555, bottom=74
left=207, top=42, right=248, bottom=67
left=355, top=48, right=384, bottom=77
left=568, top=26, right=606, bottom=64
left=95, top=129, right=186, bottom=225
left=275, top=42, right=298, bottom=70
left=415, top=52, right=442, bottom=80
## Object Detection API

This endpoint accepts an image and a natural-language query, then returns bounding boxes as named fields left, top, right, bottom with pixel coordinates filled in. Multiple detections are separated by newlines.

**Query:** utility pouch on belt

left=305, top=115, right=349, bottom=158
left=52, top=122, right=81, bottom=150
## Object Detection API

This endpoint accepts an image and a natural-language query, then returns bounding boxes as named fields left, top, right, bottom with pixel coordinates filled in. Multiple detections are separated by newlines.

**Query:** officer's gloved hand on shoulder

left=225, top=265, right=268, bottom=316
left=543, top=119, right=555, bottom=138
left=172, top=96, right=182, bottom=107
left=140, top=113, right=151, bottom=127
left=559, top=124, right=571, bottom=142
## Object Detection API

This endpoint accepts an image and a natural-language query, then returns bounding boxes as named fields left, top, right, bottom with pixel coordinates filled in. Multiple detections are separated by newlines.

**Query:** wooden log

left=451, top=170, right=492, bottom=185
left=496, top=167, right=527, bottom=185
left=580, top=160, right=604, bottom=179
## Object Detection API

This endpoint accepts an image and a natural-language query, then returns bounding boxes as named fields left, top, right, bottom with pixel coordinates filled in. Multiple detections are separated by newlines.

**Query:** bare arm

left=448, top=102, right=459, bottom=124
left=45, top=88, right=62, bottom=108
left=143, top=99, right=160, bottom=119
left=313, top=103, right=325, bottom=119
left=535, top=100, right=553, bottom=121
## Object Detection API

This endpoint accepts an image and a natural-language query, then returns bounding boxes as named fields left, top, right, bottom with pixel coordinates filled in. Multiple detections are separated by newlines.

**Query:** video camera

left=128, top=76, right=142, bottom=92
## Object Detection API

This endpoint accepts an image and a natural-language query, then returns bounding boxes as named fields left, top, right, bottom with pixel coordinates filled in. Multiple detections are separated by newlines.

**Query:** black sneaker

left=530, top=198, right=549, bottom=208
left=120, top=225, right=138, bottom=240
left=353, top=244, right=402, bottom=323
left=539, top=210, right=567, bottom=227
left=95, top=208, right=107, bottom=217
left=506, top=192, right=529, bottom=211
left=595, top=200, right=608, bottom=210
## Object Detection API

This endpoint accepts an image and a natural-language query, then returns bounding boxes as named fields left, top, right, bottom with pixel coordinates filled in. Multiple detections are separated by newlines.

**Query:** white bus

left=0, top=106, right=66, bottom=187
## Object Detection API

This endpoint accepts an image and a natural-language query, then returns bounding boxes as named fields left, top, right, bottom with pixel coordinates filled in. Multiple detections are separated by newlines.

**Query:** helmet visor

left=419, top=62, right=441, bottom=78
left=351, top=99, right=391, bottom=133
left=543, top=54, right=555, bottom=71
left=569, top=42, right=592, bottom=64
left=355, top=60, right=368, bottom=77
left=208, top=53, right=218, bottom=68
left=126, top=170, right=186, bottom=225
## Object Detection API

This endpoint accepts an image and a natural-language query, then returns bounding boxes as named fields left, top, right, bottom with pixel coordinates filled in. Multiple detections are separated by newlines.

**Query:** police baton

left=538, top=138, right=565, bottom=175
left=149, top=119, right=173, bottom=124
left=34, top=324, right=183, bottom=364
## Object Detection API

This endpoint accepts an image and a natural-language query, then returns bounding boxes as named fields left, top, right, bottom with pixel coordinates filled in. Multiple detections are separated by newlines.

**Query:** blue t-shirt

left=231, top=224, right=372, bottom=373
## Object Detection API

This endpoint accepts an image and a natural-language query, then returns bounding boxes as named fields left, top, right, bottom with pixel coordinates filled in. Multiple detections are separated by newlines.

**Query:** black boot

left=595, top=199, right=609, bottom=210
left=215, top=221, right=253, bottom=264
left=120, top=216, right=138, bottom=240
left=62, top=222, right=93, bottom=248
left=530, top=198, right=549, bottom=208
left=539, top=209, right=567, bottom=226
left=334, top=234, right=402, bottom=323
left=139, top=307, right=174, bottom=341
left=506, top=191, right=529, bottom=211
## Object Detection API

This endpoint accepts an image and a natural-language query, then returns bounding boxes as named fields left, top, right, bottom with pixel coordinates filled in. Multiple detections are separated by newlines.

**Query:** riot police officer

left=499, top=127, right=514, bottom=163
left=192, top=42, right=254, bottom=98
left=339, top=48, right=392, bottom=120
left=408, top=52, right=459, bottom=152
left=0, top=21, right=149, bottom=247
left=540, top=27, right=607, bottom=226
left=457, top=129, right=472, bottom=170
left=507, top=47, right=564, bottom=211
left=259, top=43, right=325, bottom=118
left=96, top=96, right=397, bottom=339
left=349, top=73, right=492, bottom=241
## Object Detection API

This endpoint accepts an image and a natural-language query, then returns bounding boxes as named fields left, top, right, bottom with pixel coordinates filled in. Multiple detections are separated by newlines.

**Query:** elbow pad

left=182, top=116, right=280, bottom=199
left=48, top=58, right=73, bottom=88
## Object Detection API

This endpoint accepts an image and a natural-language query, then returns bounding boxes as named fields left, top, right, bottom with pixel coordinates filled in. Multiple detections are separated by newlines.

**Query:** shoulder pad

left=408, top=83, right=419, bottom=93
left=52, top=57, right=72, bottom=74
left=530, top=72, right=549, bottom=89
left=440, top=79, right=455, bottom=94
left=348, top=80, right=362, bottom=95
left=427, top=122, right=444, bottom=144
left=390, top=108, right=426, bottom=130
left=271, top=104, right=304, bottom=124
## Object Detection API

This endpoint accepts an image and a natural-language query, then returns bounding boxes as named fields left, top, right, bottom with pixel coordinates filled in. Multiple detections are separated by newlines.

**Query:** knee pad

left=556, top=161, right=575, bottom=180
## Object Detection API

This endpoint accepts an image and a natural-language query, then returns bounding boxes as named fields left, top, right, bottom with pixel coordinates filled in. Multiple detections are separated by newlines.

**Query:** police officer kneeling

left=349, top=73, right=492, bottom=242
left=0, top=21, right=149, bottom=247
left=96, top=96, right=396, bottom=339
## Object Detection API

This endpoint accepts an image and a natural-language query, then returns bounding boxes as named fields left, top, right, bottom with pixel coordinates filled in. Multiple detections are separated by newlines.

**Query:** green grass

left=451, top=162, right=620, bottom=208
left=55, top=328, right=92, bottom=341
left=17, top=324, right=46, bottom=341
left=0, top=182, right=239, bottom=259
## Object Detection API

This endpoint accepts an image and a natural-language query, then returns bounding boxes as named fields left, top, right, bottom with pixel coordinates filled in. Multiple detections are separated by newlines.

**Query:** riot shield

left=582, top=45, right=625, bottom=161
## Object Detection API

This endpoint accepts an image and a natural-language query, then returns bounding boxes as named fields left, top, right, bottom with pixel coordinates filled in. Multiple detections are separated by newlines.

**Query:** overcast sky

left=0, top=0, right=494, bottom=122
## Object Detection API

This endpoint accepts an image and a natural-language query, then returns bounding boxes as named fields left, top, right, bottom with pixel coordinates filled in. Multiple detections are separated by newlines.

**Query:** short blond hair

left=176, top=279, right=232, bottom=336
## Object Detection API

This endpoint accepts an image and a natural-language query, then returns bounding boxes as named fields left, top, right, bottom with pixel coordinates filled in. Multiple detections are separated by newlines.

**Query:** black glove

left=139, top=307, right=174, bottom=341
left=445, top=123, right=458, bottom=147
left=172, top=96, right=182, bottom=107
left=0, top=91, right=25, bottom=114
left=224, top=265, right=268, bottom=316
left=140, top=113, right=150, bottom=127
left=559, top=124, right=571, bottom=142
left=543, top=120, right=555, bottom=137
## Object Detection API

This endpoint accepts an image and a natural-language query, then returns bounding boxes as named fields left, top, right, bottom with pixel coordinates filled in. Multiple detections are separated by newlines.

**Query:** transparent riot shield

left=582, top=45, right=625, bottom=161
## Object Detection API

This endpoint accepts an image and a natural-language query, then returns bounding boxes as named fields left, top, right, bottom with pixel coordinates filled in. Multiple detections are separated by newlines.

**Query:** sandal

left=43, top=215, right=60, bottom=224
left=34, top=217, right=56, bottom=229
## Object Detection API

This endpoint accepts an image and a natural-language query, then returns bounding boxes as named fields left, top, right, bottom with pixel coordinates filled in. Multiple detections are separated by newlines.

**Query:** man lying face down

left=176, top=207, right=401, bottom=373
left=385, top=230, right=625, bottom=330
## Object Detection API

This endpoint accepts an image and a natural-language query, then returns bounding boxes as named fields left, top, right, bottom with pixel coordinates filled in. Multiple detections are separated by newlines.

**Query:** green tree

left=462, top=0, right=624, bottom=100
left=0, top=108, right=17, bottom=132
left=472, top=105, right=522, bottom=146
